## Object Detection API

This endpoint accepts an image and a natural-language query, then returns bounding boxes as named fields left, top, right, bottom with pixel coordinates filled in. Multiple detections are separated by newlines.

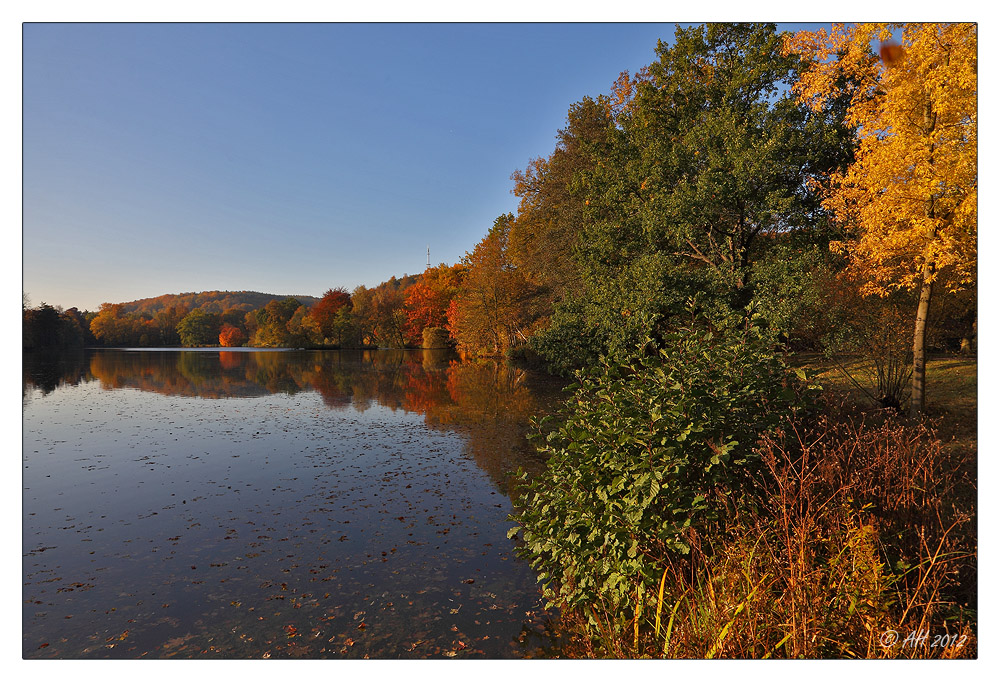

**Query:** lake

left=22, top=348, right=568, bottom=659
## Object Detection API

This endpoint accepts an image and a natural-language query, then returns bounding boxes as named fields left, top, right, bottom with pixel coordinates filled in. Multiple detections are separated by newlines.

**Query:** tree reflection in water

left=60, top=349, right=566, bottom=488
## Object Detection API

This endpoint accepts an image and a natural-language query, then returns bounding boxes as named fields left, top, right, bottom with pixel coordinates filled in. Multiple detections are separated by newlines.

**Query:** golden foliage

left=449, top=214, right=541, bottom=356
left=785, top=23, right=977, bottom=296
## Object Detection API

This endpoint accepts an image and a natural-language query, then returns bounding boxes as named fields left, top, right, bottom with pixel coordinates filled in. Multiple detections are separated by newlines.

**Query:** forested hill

left=120, top=290, right=321, bottom=315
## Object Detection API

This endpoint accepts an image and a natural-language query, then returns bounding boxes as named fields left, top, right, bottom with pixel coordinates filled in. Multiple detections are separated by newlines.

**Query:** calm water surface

left=23, top=349, right=567, bottom=659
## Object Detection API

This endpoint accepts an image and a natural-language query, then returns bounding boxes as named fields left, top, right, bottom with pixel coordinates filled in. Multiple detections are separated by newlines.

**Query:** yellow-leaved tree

left=786, top=22, right=977, bottom=415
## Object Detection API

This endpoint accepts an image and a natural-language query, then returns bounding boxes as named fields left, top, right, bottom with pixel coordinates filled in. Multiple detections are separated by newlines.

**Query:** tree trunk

left=910, top=266, right=933, bottom=417
left=910, top=93, right=939, bottom=418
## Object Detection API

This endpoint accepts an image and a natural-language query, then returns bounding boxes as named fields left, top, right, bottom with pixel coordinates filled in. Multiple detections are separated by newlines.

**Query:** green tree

left=23, top=303, right=86, bottom=349
left=603, top=23, right=851, bottom=305
left=177, top=309, right=222, bottom=347
left=524, top=24, right=853, bottom=371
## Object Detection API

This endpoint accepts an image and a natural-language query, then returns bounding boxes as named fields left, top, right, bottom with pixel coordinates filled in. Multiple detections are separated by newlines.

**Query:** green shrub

left=529, top=254, right=730, bottom=375
left=528, top=297, right=607, bottom=376
left=510, top=314, right=818, bottom=616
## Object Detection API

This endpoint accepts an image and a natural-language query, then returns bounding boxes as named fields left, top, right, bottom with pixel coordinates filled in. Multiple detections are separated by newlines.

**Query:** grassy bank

left=797, top=354, right=977, bottom=445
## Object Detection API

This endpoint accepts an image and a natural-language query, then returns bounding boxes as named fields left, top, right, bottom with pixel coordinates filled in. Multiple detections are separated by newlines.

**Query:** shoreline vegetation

left=510, top=342, right=976, bottom=658
left=24, top=22, right=975, bottom=659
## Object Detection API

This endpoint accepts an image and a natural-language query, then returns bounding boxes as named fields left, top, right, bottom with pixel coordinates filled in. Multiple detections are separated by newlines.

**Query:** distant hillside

left=120, top=290, right=321, bottom=315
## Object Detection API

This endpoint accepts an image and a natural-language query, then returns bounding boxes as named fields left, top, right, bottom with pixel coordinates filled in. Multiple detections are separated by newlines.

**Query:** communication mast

left=426, top=245, right=430, bottom=269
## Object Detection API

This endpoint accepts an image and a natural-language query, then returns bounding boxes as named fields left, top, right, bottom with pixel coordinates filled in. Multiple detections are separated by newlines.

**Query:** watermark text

left=879, top=629, right=967, bottom=649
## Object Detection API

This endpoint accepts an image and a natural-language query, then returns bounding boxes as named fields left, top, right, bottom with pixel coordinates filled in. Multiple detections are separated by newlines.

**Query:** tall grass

left=564, top=402, right=976, bottom=658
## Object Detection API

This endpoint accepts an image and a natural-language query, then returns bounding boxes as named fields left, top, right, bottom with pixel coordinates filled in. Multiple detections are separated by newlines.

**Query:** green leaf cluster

left=511, top=312, right=817, bottom=613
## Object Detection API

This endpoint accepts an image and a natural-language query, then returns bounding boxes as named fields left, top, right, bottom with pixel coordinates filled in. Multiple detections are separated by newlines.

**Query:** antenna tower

left=426, top=245, right=430, bottom=269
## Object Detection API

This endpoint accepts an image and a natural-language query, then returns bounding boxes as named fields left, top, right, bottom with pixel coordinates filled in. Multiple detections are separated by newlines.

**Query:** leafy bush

left=527, top=296, right=607, bottom=376
left=510, top=314, right=818, bottom=615
left=530, top=254, right=730, bottom=375
left=749, top=243, right=839, bottom=349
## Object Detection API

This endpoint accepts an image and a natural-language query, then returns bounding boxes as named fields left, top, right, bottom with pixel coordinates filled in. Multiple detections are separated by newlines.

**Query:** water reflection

left=22, top=349, right=567, bottom=659
left=23, top=349, right=92, bottom=397
left=80, top=349, right=563, bottom=487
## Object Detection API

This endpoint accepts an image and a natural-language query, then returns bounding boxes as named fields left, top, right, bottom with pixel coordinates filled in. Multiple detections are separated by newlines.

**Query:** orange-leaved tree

left=785, top=22, right=977, bottom=415
left=219, top=323, right=247, bottom=347
left=403, top=263, right=466, bottom=345
left=309, top=288, right=352, bottom=342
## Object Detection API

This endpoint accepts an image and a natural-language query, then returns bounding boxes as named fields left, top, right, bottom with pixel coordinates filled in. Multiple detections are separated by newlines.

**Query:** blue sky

left=22, top=21, right=834, bottom=311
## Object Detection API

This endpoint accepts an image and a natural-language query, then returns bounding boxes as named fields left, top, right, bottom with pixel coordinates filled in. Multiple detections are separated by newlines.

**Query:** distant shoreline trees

left=22, top=301, right=94, bottom=350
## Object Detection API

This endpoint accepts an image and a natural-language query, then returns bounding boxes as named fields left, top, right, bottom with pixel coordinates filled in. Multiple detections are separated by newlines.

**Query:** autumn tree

left=786, top=23, right=977, bottom=415
left=509, top=95, right=615, bottom=305
left=449, top=214, right=542, bottom=355
left=349, top=285, right=378, bottom=347
left=287, top=304, right=323, bottom=347
left=90, top=303, right=146, bottom=346
left=154, top=305, right=190, bottom=346
left=403, top=263, right=465, bottom=345
left=309, top=288, right=352, bottom=341
left=220, top=307, right=247, bottom=328
left=250, top=297, right=302, bottom=347
left=219, top=323, right=247, bottom=347
left=371, top=286, right=408, bottom=348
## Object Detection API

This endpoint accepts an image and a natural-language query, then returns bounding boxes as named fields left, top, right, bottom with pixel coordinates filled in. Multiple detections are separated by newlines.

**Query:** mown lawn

left=795, top=353, right=977, bottom=446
